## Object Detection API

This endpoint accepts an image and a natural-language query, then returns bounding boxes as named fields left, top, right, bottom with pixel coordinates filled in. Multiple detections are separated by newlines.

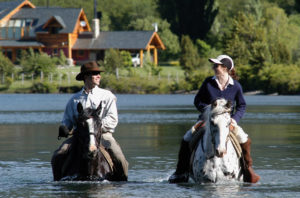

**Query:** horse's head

left=75, top=102, right=102, bottom=159
left=209, top=98, right=232, bottom=158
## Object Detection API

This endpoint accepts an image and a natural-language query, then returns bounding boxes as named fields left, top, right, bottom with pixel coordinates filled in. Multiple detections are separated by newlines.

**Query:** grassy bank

left=0, top=66, right=186, bottom=94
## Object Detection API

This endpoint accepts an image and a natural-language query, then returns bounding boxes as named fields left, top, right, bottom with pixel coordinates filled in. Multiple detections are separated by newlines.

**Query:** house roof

left=10, top=7, right=82, bottom=33
left=0, top=40, right=44, bottom=47
left=43, top=15, right=66, bottom=29
left=0, top=0, right=24, bottom=19
left=73, top=31, right=165, bottom=50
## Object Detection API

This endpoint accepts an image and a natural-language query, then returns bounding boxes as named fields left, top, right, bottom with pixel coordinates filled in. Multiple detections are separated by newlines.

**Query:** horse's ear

left=95, top=102, right=102, bottom=115
left=226, top=100, right=232, bottom=109
left=77, top=102, right=83, bottom=114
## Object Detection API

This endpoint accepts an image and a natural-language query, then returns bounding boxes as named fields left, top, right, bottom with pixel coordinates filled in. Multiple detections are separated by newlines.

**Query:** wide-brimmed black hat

left=76, top=61, right=105, bottom=81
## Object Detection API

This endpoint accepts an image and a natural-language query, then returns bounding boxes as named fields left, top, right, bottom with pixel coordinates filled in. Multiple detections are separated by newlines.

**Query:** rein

left=210, top=109, right=231, bottom=117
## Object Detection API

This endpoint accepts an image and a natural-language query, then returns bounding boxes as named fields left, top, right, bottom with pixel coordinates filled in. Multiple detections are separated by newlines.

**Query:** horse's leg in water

left=51, top=137, right=73, bottom=181
left=101, top=132, right=128, bottom=181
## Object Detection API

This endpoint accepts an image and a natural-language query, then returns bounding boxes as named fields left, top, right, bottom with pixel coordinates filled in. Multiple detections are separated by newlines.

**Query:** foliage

left=120, top=51, right=132, bottom=68
left=101, top=48, right=123, bottom=74
left=19, top=49, right=57, bottom=77
left=143, top=51, right=162, bottom=76
left=100, top=73, right=182, bottom=94
left=180, top=35, right=201, bottom=74
left=258, top=64, right=300, bottom=94
left=158, top=0, right=218, bottom=40
left=2, top=0, right=300, bottom=94
left=128, top=16, right=181, bottom=60
left=267, top=0, right=297, bottom=15
left=98, top=0, right=159, bottom=31
left=0, top=51, right=15, bottom=76
left=31, top=82, right=59, bottom=93
left=52, top=50, right=68, bottom=66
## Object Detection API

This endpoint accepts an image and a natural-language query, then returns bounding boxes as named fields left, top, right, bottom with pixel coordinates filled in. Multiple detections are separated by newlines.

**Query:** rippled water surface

left=0, top=94, right=300, bottom=198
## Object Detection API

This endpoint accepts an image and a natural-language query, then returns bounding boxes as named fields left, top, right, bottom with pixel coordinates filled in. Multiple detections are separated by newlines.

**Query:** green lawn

left=0, top=65, right=185, bottom=93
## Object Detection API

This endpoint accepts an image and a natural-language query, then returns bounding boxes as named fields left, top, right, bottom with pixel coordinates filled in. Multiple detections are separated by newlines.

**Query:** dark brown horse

left=52, top=102, right=126, bottom=181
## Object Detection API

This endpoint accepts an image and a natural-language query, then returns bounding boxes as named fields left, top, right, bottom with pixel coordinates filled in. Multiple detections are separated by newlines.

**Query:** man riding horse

left=169, top=55, right=260, bottom=183
left=51, top=61, right=128, bottom=180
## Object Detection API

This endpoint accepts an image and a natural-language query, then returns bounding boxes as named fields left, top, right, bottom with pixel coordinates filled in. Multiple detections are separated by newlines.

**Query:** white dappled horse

left=191, top=98, right=243, bottom=183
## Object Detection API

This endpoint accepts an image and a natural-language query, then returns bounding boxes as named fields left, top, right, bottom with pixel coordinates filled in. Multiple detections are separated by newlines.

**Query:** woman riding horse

left=191, top=98, right=244, bottom=183
left=51, top=61, right=128, bottom=181
left=169, top=55, right=260, bottom=183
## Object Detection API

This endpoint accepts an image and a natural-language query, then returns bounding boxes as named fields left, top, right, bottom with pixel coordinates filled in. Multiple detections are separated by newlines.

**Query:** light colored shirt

left=62, top=86, right=118, bottom=133
left=213, top=75, right=234, bottom=90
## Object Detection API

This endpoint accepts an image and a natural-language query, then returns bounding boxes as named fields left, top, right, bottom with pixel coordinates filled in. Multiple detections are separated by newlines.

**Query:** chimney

left=152, top=22, right=158, bottom=32
left=93, top=18, right=100, bottom=38
left=94, top=0, right=97, bottom=19
left=93, top=0, right=100, bottom=38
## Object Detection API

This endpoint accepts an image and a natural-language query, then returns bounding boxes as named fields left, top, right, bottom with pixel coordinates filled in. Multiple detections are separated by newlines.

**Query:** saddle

left=99, top=145, right=114, bottom=171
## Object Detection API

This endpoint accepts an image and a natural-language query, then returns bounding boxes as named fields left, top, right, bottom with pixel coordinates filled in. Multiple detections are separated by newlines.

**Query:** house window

left=49, top=27, right=59, bottom=34
left=1, top=19, right=34, bottom=39
left=53, top=48, right=58, bottom=56
left=0, top=27, right=7, bottom=39
left=77, top=50, right=85, bottom=57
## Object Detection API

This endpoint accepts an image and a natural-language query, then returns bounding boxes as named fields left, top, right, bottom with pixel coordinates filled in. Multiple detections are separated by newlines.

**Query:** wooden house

left=0, top=0, right=165, bottom=66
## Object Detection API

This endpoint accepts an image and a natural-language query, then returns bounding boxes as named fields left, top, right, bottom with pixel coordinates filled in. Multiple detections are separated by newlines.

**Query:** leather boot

left=168, top=139, right=191, bottom=183
left=241, top=138, right=260, bottom=183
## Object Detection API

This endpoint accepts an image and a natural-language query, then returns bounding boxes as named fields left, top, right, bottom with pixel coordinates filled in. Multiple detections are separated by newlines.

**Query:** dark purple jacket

left=194, top=76, right=246, bottom=123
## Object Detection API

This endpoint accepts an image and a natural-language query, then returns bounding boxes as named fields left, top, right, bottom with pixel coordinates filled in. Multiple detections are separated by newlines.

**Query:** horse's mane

left=202, top=105, right=212, bottom=123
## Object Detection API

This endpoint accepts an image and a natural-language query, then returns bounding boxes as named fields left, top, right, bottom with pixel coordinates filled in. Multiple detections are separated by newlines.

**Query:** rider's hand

left=229, top=118, right=237, bottom=131
left=58, top=125, right=70, bottom=139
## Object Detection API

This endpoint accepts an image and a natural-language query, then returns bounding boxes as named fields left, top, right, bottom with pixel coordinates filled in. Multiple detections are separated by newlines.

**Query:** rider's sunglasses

left=87, top=71, right=101, bottom=76
left=213, top=64, right=226, bottom=69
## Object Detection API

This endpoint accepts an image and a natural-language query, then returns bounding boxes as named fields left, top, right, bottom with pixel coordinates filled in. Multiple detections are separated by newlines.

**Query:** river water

left=0, top=94, right=300, bottom=198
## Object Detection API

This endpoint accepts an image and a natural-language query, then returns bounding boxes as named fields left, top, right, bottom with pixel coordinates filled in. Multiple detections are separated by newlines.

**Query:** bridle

left=204, top=108, right=231, bottom=159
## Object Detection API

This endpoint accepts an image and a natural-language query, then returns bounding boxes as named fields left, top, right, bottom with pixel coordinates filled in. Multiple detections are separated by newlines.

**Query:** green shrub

left=100, top=74, right=180, bottom=94
left=31, top=82, right=58, bottom=93
left=258, top=64, right=300, bottom=94
left=20, top=48, right=57, bottom=77
left=120, top=51, right=132, bottom=68
left=0, top=51, right=15, bottom=88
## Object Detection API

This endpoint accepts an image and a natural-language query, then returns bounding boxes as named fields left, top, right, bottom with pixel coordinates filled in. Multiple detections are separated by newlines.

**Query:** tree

left=208, top=0, right=263, bottom=47
left=158, top=0, right=218, bottom=41
left=20, top=49, right=56, bottom=77
left=0, top=51, right=15, bottom=87
left=180, top=35, right=201, bottom=74
left=99, top=0, right=159, bottom=30
left=262, top=5, right=300, bottom=64
left=128, top=16, right=180, bottom=60
left=0, top=51, right=14, bottom=75
left=223, top=12, right=270, bottom=90
left=102, top=49, right=123, bottom=74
